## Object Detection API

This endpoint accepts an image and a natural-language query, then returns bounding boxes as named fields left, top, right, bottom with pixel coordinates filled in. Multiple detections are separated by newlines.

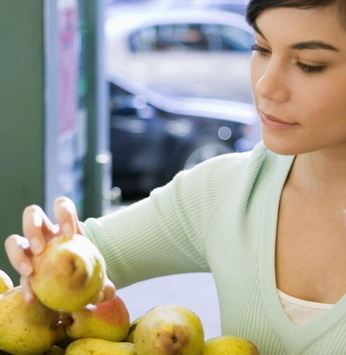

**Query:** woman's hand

left=4, top=196, right=115, bottom=304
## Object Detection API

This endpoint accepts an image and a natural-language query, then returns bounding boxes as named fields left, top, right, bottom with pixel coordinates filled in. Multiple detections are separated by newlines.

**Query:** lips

left=260, top=113, right=298, bottom=130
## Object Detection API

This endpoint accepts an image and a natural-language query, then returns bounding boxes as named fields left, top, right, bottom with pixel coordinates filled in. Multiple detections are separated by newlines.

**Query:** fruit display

left=0, top=241, right=260, bottom=354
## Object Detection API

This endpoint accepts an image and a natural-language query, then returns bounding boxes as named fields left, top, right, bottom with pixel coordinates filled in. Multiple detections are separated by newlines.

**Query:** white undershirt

left=278, top=289, right=334, bottom=326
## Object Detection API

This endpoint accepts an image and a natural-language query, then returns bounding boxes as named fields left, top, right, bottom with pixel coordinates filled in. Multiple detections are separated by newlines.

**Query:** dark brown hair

left=246, top=0, right=346, bottom=29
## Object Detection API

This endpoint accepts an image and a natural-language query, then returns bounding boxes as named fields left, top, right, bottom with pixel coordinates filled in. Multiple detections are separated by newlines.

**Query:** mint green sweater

left=83, top=142, right=346, bottom=354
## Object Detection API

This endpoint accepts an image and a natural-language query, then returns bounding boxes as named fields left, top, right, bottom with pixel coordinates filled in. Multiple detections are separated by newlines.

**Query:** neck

left=290, top=148, right=346, bottom=194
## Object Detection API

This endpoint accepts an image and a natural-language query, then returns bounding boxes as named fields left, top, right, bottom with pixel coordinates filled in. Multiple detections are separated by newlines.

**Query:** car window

left=219, top=25, right=253, bottom=50
left=129, top=23, right=253, bottom=52
left=206, top=4, right=247, bottom=16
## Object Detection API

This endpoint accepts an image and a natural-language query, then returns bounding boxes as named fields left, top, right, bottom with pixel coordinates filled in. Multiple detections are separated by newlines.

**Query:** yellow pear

left=134, top=305, right=204, bottom=355
left=0, top=270, right=13, bottom=294
left=65, top=338, right=136, bottom=355
left=0, top=286, right=63, bottom=355
left=30, top=234, right=107, bottom=311
left=125, top=316, right=143, bottom=343
left=204, top=335, right=260, bottom=355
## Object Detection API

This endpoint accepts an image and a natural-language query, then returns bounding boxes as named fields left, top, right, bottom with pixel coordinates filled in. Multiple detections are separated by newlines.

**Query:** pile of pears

left=0, top=234, right=260, bottom=355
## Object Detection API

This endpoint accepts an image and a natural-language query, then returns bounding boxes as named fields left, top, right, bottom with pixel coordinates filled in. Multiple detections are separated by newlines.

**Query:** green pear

left=55, top=330, right=74, bottom=350
left=30, top=234, right=107, bottom=311
left=43, top=345, right=66, bottom=355
left=62, top=294, right=130, bottom=342
left=0, top=286, right=63, bottom=355
left=125, top=316, right=144, bottom=343
left=204, top=335, right=260, bottom=355
left=134, top=305, right=204, bottom=355
left=0, top=269, right=14, bottom=294
left=65, top=338, right=136, bottom=355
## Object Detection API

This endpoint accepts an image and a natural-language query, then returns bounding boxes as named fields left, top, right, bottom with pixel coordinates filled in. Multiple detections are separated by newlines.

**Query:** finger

left=94, top=278, right=116, bottom=304
left=22, top=204, right=58, bottom=255
left=53, top=197, right=83, bottom=236
left=20, top=275, right=36, bottom=304
left=102, top=278, right=117, bottom=301
left=4, top=235, right=33, bottom=278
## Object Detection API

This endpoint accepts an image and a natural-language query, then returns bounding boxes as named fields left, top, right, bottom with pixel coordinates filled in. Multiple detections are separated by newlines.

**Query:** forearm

left=82, top=179, right=209, bottom=289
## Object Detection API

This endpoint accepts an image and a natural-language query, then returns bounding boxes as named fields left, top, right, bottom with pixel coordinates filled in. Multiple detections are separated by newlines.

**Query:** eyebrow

left=253, top=24, right=339, bottom=52
left=290, top=41, right=339, bottom=51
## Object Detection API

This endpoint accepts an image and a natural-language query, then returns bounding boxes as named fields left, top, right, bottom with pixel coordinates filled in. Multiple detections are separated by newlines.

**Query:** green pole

left=0, top=0, right=45, bottom=283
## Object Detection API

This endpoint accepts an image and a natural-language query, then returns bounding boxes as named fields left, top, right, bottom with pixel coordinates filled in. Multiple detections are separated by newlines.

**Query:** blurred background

left=104, top=0, right=260, bottom=339
left=105, top=0, right=260, bottom=202
left=0, top=0, right=259, bottom=339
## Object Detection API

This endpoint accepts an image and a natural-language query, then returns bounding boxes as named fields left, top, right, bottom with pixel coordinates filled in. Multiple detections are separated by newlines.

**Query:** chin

left=262, top=138, right=302, bottom=156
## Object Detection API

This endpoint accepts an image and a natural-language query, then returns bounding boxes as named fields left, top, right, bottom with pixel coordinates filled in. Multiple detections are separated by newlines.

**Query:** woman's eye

left=295, top=62, right=327, bottom=74
left=251, top=44, right=271, bottom=57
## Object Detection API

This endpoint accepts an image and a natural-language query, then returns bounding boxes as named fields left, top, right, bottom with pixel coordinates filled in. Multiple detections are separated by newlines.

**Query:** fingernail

left=30, top=237, right=44, bottom=255
left=19, top=262, right=33, bottom=277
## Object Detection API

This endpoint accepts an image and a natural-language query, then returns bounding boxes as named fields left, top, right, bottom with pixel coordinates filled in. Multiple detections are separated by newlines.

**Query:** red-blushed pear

left=62, top=294, right=130, bottom=342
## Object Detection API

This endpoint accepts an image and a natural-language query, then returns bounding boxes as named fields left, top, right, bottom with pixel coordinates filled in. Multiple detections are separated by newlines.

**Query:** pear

left=0, top=270, right=13, bottom=294
left=65, top=338, right=136, bottom=355
left=0, top=286, right=63, bottom=355
left=134, top=305, right=204, bottom=355
left=125, top=316, right=143, bottom=343
left=204, top=335, right=260, bottom=355
left=62, top=294, right=130, bottom=342
left=30, top=234, right=107, bottom=311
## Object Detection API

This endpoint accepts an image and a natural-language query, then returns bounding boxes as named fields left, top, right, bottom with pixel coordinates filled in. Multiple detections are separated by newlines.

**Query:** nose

left=252, top=57, right=290, bottom=103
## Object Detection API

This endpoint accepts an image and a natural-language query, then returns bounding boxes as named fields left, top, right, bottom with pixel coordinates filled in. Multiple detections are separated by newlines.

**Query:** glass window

left=220, top=25, right=253, bottom=51
left=129, top=22, right=253, bottom=52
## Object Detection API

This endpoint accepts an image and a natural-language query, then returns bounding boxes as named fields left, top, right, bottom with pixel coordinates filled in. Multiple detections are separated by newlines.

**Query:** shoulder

left=161, top=141, right=294, bottom=201
left=173, top=141, right=269, bottom=185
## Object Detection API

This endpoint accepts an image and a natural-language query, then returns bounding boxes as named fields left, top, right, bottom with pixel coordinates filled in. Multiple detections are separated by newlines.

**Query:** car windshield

left=129, top=23, right=253, bottom=52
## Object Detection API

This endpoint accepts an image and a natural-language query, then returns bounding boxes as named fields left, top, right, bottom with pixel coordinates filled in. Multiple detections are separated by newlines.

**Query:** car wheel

left=182, top=140, right=234, bottom=170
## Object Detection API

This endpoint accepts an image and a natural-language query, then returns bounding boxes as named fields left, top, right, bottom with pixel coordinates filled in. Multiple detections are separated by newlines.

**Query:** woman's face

left=251, top=6, right=346, bottom=156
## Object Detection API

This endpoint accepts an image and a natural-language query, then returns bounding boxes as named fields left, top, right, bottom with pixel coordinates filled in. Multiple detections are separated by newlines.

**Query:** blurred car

left=147, top=0, right=250, bottom=15
left=105, top=9, right=254, bottom=103
left=107, top=0, right=249, bottom=15
left=193, top=0, right=249, bottom=15
left=108, top=74, right=260, bottom=200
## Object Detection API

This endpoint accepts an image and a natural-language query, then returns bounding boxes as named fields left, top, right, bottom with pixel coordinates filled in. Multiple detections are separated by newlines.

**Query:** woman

left=5, top=0, right=346, bottom=353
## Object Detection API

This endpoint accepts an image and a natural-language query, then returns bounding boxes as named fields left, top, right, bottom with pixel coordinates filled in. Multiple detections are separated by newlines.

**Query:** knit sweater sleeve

left=82, top=143, right=266, bottom=289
